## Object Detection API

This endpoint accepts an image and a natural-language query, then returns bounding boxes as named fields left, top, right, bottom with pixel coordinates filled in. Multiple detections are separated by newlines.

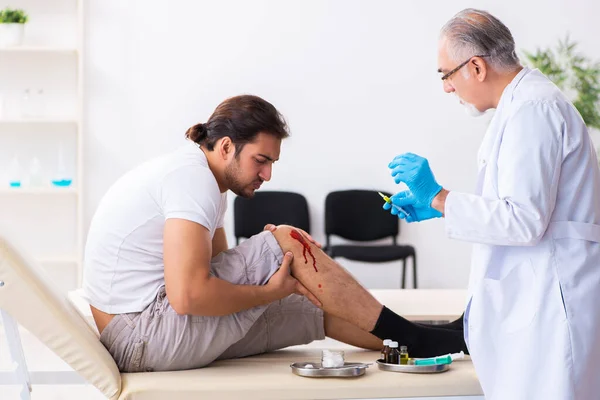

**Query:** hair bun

left=186, top=123, right=208, bottom=143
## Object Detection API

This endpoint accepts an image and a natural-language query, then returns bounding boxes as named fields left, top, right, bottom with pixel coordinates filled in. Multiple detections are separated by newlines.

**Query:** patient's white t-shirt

left=82, top=141, right=227, bottom=314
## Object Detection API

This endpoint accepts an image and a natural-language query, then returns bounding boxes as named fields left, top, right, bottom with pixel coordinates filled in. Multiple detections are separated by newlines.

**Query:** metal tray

left=376, top=359, right=450, bottom=373
left=291, top=362, right=370, bottom=377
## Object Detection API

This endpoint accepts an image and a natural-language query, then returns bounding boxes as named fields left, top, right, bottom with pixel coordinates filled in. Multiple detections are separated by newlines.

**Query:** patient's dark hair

left=185, top=95, right=289, bottom=156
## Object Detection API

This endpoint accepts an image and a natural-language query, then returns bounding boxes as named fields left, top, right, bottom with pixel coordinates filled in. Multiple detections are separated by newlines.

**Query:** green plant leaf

left=522, top=34, right=600, bottom=130
left=0, top=7, right=28, bottom=24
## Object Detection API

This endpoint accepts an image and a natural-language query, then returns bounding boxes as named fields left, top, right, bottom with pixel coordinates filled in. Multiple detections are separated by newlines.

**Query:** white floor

left=2, top=385, right=104, bottom=400
left=0, top=324, right=105, bottom=399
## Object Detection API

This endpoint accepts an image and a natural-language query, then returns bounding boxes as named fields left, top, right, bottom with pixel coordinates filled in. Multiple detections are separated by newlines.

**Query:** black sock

left=416, top=314, right=465, bottom=330
left=370, top=306, right=469, bottom=357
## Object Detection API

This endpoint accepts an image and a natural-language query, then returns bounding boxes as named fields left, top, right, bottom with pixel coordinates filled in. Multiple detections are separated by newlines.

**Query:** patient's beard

left=224, top=159, right=254, bottom=198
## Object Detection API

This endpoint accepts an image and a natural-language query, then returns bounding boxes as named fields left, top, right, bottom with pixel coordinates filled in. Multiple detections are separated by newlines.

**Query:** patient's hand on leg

left=270, top=224, right=383, bottom=333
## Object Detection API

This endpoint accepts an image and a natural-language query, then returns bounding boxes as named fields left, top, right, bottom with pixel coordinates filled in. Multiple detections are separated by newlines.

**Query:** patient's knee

left=271, top=225, right=320, bottom=274
left=272, top=225, right=311, bottom=254
left=271, top=224, right=297, bottom=246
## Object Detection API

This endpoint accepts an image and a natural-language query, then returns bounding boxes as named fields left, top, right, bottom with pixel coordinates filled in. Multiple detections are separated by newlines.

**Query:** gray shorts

left=99, top=231, right=325, bottom=372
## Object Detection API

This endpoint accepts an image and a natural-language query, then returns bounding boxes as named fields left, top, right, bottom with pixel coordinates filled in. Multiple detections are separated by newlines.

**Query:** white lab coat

left=445, top=67, right=600, bottom=400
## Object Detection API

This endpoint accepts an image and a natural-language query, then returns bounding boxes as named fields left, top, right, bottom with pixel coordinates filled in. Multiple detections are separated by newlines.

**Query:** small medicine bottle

left=387, top=341, right=400, bottom=364
left=8, top=155, right=22, bottom=188
left=381, top=339, right=392, bottom=361
left=400, top=345, right=409, bottom=365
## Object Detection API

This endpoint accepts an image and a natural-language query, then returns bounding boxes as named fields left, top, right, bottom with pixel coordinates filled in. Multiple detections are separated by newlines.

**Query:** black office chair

left=324, top=189, right=417, bottom=288
left=234, top=191, right=310, bottom=245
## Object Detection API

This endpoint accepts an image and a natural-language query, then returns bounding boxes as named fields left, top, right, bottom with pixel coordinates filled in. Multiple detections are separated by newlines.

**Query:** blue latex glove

left=383, top=191, right=442, bottom=223
left=388, top=153, right=443, bottom=208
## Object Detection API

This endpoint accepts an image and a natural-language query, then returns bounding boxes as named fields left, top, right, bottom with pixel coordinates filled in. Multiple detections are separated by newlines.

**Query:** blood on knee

left=271, top=225, right=319, bottom=273
left=289, top=229, right=318, bottom=272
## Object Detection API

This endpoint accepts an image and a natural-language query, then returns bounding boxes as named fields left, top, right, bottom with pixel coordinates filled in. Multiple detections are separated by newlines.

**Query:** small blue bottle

left=51, top=144, right=72, bottom=187
left=8, top=155, right=22, bottom=188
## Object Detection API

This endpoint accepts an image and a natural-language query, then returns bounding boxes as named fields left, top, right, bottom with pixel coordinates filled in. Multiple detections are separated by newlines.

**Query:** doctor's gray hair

left=440, top=9, right=521, bottom=74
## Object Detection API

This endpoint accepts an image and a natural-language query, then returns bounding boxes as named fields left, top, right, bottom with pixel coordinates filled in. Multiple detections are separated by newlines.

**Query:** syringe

left=378, top=192, right=408, bottom=218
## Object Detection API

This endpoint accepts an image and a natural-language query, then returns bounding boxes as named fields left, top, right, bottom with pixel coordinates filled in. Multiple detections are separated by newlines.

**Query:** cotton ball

left=321, top=350, right=345, bottom=368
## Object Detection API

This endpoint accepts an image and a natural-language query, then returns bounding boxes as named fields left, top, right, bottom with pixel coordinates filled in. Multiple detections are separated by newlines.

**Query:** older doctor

left=385, top=8, right=600, bottom=400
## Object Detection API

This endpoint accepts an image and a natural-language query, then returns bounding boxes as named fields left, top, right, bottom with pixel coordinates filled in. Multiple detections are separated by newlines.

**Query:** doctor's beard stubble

left=453, top=93, right=486, bottom=117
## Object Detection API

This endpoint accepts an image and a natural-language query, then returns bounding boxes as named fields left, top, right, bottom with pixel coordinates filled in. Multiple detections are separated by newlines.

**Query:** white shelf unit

left=0, top=118, right=78, bottom=125
left=0, top=187, right=78, bottom=195
left=0, top=0, right=85, bottom=292
left=0, top=46, right=77, bottom=55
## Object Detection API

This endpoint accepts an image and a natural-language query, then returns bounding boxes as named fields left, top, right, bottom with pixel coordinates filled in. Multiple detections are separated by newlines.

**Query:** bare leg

left=324, top=313, right=382, bottom=350
left=268, top=225, right=468, bottom=357
left=271, top=225, right=383, bottom=333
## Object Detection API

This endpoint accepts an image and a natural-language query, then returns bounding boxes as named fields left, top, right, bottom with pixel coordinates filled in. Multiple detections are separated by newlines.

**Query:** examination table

left=0, top=236, right=483, bottom=399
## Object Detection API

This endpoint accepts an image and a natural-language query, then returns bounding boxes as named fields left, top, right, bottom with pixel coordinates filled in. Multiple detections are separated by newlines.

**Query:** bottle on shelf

left=31, top=88, right=45, bottom=118
left=51, top=143, right=73, bottom=187
left=7, top=155, right=23, bottom=188
left=0, top=92, right=5, bottom=119
left=21, top=88, right=32, bottom=119
left=28, top=157, right=45, bottom=187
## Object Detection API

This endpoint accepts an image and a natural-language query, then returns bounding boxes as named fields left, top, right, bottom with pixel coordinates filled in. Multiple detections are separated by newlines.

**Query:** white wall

left=84, top=0, right=600, bottom=289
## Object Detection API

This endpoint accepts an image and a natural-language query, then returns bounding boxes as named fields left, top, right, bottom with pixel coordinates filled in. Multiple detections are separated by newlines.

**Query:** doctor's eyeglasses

left=440, top=55, right=490, bottom=81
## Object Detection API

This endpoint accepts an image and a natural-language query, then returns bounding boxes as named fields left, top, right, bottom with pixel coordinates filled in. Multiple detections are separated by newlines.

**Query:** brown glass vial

left=387, top=341, right=400, bottom=364
left=381, top=339, right=392, bottom=361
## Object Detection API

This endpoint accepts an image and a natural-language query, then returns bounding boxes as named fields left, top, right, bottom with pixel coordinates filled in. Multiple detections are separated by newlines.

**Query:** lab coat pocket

left=482, top=259, right=538, bottom=334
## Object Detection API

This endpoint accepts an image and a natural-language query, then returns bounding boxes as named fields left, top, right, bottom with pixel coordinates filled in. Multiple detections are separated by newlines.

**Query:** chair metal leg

left=412, top=253, right=418, bottom=289
left=1, top=309, right=32, bottom=400
left=401, top=259, right=407, bottom=289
